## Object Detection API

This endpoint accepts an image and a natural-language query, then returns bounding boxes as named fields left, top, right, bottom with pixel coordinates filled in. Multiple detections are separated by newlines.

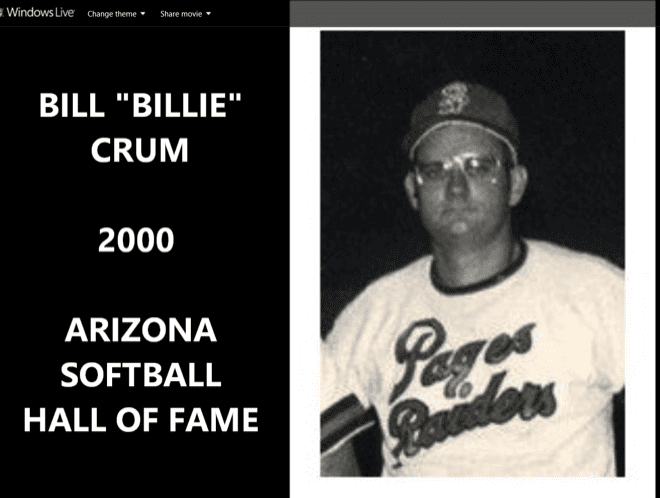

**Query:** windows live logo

left=2, top=7, right=76, bottom=17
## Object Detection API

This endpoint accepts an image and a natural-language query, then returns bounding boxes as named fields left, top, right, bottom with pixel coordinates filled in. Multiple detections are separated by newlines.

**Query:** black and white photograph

left=319, top=31, right=625, bottom=477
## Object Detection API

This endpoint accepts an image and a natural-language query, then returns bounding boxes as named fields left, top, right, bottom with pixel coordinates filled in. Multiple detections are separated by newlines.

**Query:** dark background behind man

left=321, top=31, right=624, bottom=476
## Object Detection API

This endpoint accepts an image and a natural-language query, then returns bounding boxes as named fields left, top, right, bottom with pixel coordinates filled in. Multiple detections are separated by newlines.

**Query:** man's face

left=405, top=124, right=527, bottom=247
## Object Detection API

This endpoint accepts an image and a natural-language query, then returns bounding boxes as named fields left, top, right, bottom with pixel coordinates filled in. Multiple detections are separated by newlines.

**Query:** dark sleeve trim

left=321, top=393, right=363, bottom=425
left=321, top=394, right=375, bottom=454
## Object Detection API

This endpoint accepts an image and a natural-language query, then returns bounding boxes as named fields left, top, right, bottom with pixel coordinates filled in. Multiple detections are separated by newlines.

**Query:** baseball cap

left=403, top=81, right=520, bottom=166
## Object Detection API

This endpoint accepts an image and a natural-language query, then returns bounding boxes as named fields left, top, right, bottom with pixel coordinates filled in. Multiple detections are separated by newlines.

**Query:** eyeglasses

left=414, top=155, right=502, bottom=185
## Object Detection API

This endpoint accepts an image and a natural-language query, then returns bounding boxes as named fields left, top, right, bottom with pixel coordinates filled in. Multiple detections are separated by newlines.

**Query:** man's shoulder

left=328, top=255, right=432, bottom=328
left=525, top=238, right=624, bottom=285
left=359, top=254, right=434, bottom=298
left=324, top=255, right=432, bottom=348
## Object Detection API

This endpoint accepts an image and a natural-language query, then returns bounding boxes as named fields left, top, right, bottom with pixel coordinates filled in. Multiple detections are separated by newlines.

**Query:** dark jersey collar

left=430, top=239, right=528, bottom=296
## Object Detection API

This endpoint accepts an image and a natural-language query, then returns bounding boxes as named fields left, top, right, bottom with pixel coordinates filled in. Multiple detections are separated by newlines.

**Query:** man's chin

left=449, top=221, right=470, bottom=235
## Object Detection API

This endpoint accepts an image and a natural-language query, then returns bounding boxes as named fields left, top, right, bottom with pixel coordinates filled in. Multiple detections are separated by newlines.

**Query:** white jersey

left=321, top=239, right=624, bottom=477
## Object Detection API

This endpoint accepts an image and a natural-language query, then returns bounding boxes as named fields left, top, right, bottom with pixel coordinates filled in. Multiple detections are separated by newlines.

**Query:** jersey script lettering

left=387, top=318, right=557, bottom=461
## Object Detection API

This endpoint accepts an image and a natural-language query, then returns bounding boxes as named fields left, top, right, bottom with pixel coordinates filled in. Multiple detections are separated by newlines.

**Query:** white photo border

left=291, top=27, right=655, bottom=496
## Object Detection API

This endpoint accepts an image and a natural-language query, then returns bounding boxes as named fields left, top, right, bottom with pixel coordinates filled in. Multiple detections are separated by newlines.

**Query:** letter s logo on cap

left=437, top=82, right=469, bottom=115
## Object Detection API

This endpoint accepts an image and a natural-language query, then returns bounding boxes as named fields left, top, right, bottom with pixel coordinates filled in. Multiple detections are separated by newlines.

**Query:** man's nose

left=445, top=168, right=469, bottom=199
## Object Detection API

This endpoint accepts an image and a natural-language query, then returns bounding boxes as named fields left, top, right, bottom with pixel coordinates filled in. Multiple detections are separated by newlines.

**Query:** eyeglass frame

left=413, top=154, right=506, bottom=186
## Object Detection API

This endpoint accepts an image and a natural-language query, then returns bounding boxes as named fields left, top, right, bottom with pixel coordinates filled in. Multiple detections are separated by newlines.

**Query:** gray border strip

left=290, top=1, right=655, bottom=27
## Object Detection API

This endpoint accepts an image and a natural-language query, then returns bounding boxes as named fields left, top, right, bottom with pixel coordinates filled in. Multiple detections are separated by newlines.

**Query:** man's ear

left=508, top=164, right=528, bottom=207
left=404, top=171, right=419, bottom=210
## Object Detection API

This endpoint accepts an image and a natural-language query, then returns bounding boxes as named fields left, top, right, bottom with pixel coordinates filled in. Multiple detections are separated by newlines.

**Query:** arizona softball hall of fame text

left=25, top=317, right=258, bottom=433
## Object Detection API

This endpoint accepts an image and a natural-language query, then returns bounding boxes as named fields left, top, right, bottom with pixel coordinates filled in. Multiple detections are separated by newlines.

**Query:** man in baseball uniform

left=320, top=82, right=624, bottom=477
